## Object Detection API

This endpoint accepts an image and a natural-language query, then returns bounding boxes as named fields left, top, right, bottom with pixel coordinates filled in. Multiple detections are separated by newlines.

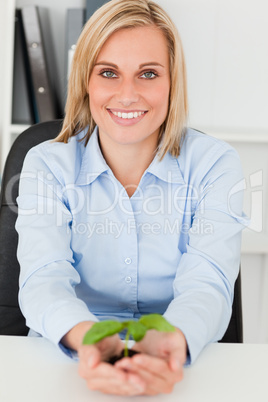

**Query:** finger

left=96, top=335, right=124, bottom=360
left=78, top=345, right=101, bottom=378
left=168, top=352, right=185, bottom=375
left=117, top=359, right=174, bottom=395
left=131, top=354, right=182, bottom=384
left=87, top=374, right=145, bottom=396
left=78, top=347, right=125, bottom=381
left=85, top=362, right=145, bottom=395
left=134, top=329, right=187, bottom=362
left=133, top=353, right=173, bottom=375
left=78, top=345, right=146, bottom=396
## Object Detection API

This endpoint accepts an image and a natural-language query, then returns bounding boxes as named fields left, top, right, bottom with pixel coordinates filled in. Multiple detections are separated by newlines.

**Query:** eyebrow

left=94, top=61, right=165, bottom=69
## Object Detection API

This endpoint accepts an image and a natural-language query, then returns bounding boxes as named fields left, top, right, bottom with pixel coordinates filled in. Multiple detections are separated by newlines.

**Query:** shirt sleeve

left=16, top=145, right=98, bottom=348
left=163, top=142, right=248, bottom=364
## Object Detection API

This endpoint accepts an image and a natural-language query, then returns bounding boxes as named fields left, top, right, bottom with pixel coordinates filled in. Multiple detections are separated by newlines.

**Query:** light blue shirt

left=16, top=127, right=247, bottom=364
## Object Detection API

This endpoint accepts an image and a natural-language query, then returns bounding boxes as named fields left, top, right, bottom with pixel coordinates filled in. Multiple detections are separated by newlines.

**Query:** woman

left=16, top=0, right=247, bottom=396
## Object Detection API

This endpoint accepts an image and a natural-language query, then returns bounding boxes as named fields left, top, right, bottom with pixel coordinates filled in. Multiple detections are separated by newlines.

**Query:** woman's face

left=88, top=25, right=170, bottom=150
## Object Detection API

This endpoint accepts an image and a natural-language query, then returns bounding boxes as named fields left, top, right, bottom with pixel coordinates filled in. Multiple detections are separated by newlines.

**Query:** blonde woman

left=16, top=0, right=247, bottom=396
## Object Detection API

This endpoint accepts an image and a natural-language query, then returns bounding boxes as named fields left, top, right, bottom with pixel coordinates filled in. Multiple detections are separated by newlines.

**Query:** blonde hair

left=55, top=0, right=188, bottom=159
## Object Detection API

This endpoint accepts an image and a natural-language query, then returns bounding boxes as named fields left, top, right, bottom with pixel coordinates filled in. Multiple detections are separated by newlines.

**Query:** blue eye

left=141, top=71, right=157, bottom=79
left=101, top=71, right=117, bottom=78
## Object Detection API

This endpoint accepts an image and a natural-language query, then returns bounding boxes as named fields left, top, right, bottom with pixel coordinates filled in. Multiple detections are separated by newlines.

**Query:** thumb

left=78, top=344, right=101, bottom=371
left=168, top=349, right=185, bottom=372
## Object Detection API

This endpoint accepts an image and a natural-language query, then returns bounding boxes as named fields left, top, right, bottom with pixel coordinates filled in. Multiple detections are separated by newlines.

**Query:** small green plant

left=83, top=314, right=175, bottom=357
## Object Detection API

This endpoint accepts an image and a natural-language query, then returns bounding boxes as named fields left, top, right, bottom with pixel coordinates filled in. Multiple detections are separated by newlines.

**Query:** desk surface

left=0, top=336, right=267, bottom=402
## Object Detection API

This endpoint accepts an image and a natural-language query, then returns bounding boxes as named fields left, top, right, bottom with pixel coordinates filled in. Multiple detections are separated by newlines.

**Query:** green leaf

left=139, top=314, right=175, bottom=332
left=82, top=321, right=125, bottom=345
left=127, top=321, right=147, bottom=342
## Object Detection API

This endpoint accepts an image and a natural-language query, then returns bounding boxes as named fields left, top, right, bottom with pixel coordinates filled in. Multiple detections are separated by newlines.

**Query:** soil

left=108, top=349, right=140, bottom=365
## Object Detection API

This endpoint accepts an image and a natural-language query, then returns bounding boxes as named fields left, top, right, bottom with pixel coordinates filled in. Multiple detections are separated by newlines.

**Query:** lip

left=109, top=108, right=147, bottom=113
left=107, top=108, right=148, bottom=126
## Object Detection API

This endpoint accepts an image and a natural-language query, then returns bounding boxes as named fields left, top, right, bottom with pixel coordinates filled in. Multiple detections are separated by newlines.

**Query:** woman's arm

left=163, top=141, right=248, bottom=364
left=16, top=143, right=97, bottom=346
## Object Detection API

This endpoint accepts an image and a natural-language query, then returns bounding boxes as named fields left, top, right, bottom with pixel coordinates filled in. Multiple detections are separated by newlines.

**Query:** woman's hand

left=70, top=321, right=187, bottom=396
left=133, top=327, right=187, bottom=365
left=78, top=335, right=146, bottom=395
left=115, top=328, right=187, bottom=395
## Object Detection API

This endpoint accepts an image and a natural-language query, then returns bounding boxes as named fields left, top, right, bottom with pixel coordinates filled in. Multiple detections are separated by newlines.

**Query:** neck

left=99, top=136, right=157, bottom=197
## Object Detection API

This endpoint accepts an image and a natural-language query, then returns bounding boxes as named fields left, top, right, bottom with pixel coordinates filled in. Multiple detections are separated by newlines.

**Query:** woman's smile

left=107, top=108, right=148, bottom=125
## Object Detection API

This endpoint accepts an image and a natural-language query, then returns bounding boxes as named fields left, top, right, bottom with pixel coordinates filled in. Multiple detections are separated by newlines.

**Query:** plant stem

left=124, top=330, right=130, bottom=357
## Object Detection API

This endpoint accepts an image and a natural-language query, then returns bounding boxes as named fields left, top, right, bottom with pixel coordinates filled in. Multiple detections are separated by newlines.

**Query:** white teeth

left=110, top=110, right=145, bottom=119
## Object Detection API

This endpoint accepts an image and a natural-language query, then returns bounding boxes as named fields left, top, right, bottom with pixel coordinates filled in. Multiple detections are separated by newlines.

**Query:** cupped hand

left=78, top=334, right=146, bottom=395
left=115, top=352, right=182, bottom=395
left=115, top=328, right=187, bottom=395
left=133, top=327, right=187, bottom=366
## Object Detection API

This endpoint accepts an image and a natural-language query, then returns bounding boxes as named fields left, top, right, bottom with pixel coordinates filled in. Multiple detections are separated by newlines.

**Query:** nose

left=116, top=78, right=139, bottom=107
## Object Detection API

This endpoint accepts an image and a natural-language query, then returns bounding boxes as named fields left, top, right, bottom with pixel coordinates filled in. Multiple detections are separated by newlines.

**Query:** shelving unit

left=0, top=0, right=16, bottom=174
left=0, top=0, right=86, bottom=175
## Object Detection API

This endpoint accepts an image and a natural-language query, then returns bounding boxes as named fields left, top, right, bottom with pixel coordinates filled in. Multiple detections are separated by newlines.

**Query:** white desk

left=0, top=336, right=267, bottom=402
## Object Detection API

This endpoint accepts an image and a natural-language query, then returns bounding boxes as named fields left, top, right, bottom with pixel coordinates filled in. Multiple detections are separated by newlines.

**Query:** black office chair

left=0, top=120, right=62, bottom=335
left=0, top=120, right=243, bottom=342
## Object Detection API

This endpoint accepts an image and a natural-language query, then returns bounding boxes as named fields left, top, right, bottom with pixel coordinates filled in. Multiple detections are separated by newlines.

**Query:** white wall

left=157, top=0, right=268, bottom=130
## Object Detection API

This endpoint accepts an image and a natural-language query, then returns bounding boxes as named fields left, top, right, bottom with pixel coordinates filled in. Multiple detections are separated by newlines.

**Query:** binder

left=86, top=0, right=108, bottom=21
left=12, top=9, right=35, bottom=125
left=65, top=2, right=109, bottom=98
left=65, top=9, right=86, bottom=82
left=21, top=5, right=57, bottom=122
left=37, top=7, right=61, bottom=118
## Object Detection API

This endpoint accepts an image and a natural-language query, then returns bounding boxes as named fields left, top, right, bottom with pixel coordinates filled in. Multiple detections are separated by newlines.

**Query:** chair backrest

left=0, top=120, right=243, bottom=341
left=0, top=120, right=63, bottom=335
left=220, top=271, right=243, bottom=343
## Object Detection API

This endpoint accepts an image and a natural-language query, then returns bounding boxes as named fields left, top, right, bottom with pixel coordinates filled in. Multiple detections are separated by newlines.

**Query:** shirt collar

left=146, top=150, right=185, bottom=184
left=76, top=126, right=185, bottom=186
left=76, top=127, right=109, bottom=186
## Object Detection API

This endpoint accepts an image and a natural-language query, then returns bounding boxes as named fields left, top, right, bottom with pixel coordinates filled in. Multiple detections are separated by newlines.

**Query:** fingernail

left=117, top=362, right=132, bottom=370
left=87, top=355, right=95, bottom=368
left=133, top=356, right=143, bottom=365
left=174, top=359, right=181, bottom=370
left=123, top=362, right=132, bottom=369
left=134, top=384, right=144, bottom=393
left=129, top=380, right=144, bottom=393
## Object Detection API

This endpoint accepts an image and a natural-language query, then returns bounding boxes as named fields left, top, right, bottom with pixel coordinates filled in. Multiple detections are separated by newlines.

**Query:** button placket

left=118, top=190, right=137, bottom=297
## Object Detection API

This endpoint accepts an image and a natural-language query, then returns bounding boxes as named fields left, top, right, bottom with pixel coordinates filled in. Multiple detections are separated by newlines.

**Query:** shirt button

left=125, top=276, right=132, bottom=283
left=124, top=257, right=132, bottom=265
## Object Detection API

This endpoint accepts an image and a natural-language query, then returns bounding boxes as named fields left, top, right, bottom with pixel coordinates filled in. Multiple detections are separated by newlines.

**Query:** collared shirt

left=16, top=127, right=248, bottom=364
